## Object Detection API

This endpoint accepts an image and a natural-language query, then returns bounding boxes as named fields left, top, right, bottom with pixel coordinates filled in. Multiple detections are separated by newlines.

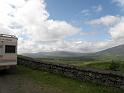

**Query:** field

left=15, top=55, right=124, bottom=93
left=37, top=57, right=124, bottom=72
left=17, top=66, right=123, bottom=93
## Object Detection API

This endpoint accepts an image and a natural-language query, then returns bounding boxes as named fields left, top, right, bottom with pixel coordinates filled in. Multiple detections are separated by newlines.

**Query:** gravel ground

left=0, top=70, right=44, bottom=93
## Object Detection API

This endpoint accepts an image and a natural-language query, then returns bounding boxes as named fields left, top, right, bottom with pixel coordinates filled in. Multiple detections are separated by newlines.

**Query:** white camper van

left=0, top=34, right=17, bottom=70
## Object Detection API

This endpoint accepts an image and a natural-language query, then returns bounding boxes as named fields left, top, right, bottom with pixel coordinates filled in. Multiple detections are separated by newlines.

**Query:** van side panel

left=0, top=36, right=17, bottom=69
left=0, top=41, right=3, bottom=62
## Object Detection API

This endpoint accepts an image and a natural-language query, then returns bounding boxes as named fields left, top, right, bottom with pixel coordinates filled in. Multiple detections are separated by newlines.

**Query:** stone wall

left=17, top=56, right=124, bottom=89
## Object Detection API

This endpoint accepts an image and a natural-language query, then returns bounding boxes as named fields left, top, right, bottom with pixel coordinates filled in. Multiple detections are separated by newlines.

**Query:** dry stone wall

left=17, top=56, right=124, bottom=89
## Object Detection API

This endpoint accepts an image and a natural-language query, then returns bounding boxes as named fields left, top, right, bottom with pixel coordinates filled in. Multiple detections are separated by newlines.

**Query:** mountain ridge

left=23, top=44, right=124, bottom=60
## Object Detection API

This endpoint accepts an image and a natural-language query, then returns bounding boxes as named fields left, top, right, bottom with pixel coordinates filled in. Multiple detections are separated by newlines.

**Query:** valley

left=23, top=44, right=124, bottom=72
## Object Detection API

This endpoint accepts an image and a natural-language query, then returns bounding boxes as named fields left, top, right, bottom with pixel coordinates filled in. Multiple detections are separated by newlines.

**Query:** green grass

left=37, top=57, right=124, bottom=72
left=86, top=62, right=111, bottom=69
left=85, top=61, right=124, bottom=72
left=17, top=65, right=123, bottom=93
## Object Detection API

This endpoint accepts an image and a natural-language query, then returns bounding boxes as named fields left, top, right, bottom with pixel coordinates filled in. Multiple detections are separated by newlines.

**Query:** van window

left=5, top=45, right=16, bottom=53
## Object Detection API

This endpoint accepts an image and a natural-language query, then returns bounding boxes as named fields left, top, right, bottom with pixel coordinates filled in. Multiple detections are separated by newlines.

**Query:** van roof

left=0, top=34, right=17, bottom=39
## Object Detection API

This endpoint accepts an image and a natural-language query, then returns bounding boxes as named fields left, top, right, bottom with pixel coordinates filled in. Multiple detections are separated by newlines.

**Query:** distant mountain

left=97, top=44, right=124, bottom=55
left=23, top=44, right=124, bottom=60
left=89, top=44, right=124, bottom=60
left=23, top=51, right=86, bottom=58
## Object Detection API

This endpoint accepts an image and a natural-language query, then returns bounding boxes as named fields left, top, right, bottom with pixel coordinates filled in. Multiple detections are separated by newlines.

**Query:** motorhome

left=0, top=34, right=17, bottom=70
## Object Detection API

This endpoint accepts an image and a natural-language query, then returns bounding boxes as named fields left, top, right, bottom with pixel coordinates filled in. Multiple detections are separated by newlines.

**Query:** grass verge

left=17, top=65, right=123, bottom=93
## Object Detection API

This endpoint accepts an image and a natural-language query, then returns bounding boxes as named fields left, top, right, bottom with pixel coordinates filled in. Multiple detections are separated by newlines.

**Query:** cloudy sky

left=0, top=0, right=124, bottom=53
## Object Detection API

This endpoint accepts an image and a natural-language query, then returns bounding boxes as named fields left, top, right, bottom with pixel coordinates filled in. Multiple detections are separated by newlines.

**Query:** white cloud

left=109, top=17, right=124, bottom=40
left=81, top=5, right=103, bottom=16
left=93, top=5, right=103, bottom=12
left=81, top=9, right=90, bottom=16
left=14, top=0, right=81, bottom=42
left=0, top=0, right=124, bottom=53
left=113, top=0, right=124, bottom=7
left=84, top=15, right=124, bottom=52
left=87, top=15, right=124, bottom=43
left=87, top=15, right=120, bottom=26
left=0, top=0, right=82, bottom=53
left=17, top=39, right=112, bottom=53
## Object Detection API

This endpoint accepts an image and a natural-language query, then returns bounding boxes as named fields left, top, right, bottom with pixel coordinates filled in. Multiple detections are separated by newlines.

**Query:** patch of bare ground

left=0, top=69, right=63, bottom=93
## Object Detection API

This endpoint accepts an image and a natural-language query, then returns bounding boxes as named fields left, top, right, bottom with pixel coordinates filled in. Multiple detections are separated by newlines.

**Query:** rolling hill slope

left=23, top=44, right=124, bottom=60
left=23, top=51, right=86, bottom=58
left=89, top=44, right=124, bottom=60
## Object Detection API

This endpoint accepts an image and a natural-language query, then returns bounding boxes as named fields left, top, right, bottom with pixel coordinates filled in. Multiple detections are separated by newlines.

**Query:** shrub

left=109, top=60, right=120, bottom=71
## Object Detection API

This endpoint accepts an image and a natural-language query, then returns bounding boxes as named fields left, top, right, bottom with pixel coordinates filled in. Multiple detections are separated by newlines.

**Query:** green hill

left=23, top=44, right=124, bottom=61
left=89, top=44, right=124, bottom=61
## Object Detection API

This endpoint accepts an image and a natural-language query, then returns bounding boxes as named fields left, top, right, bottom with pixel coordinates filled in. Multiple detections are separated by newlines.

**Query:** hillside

left=23, top=44, right=124, bottom=61
left=23, top=51, right=86, bottom=58
left=90, top=44, right=124, bottom=60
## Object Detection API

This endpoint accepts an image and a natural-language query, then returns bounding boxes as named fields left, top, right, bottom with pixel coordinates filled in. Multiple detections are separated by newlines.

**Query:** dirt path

left=0, top=70, right=44, bottom=93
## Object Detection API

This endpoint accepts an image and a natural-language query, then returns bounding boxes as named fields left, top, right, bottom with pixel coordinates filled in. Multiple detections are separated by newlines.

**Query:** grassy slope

left=18, top=65, right=123, bottom=93
left=37, top=57, right=124, bottom=72
left=86, top=61, right=124, bottom=72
